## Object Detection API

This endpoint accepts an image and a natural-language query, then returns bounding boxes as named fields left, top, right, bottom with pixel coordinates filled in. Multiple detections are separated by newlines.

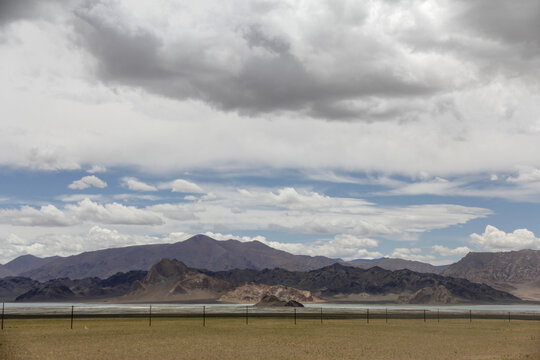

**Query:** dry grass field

left=1, top=316, right=539, bottom=360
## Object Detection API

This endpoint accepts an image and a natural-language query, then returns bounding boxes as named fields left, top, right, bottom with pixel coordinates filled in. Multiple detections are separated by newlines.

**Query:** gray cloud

left=70, top=0, right=440, bottom=120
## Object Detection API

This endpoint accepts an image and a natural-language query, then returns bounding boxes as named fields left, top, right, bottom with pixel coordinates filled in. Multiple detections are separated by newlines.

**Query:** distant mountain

left=442, top=249, right=540, bottom=301
left=343, top=258, right=448, bottom=274
left=123, top=259, right=234, bottom=302
left=0, top=277, right=40, bottom=301
left=20, top=235, right=338, bottom=281
left=3, top=254, right=59, bottom=276
left=0, top=265, right=14, bottom=278
left=15, top=271, right=147, bottom=302
left=207, top=263, right=520, bottom=303
left=13, top=259, right=520, bottom=304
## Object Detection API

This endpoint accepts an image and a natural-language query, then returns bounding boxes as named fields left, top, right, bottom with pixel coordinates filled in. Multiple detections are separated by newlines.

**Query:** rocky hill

left=442, top=249, right=540, bottom=300
left=15, top=271, right=146, bottom=302
left=344, top=258, right=447, bottom=274
left=207, top=263, right=520, bottom=304
left=0, top=277, right=40, bottom=301
left=124, top=259, right=235, bottom=302
left=18, top=235, right=337, bottom=281
left=219, top=283, right=323, bottom=304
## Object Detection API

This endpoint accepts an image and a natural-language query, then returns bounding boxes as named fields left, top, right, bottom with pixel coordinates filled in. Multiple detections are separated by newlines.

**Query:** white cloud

left=87, top=165, right=107, bottom=173
left=160, top=179, right=204, bottom=193
left=506, top=167, right=540, bottom=184
left=65, top=199, right=163, bottom=225
left=68, top=175, right=107, bottom=190
left=0, top=204, right=75, bottom=227
left=391, top=248, right=435, bottom=263
left=432, top=245, right=471, bottom=257
left=470, top=225, right=540, bottom=251
left=122, top=177, right=157, bottom=192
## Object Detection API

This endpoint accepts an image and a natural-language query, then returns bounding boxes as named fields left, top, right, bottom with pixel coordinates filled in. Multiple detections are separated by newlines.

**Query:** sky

left=1, top=0, right=540, bottom=265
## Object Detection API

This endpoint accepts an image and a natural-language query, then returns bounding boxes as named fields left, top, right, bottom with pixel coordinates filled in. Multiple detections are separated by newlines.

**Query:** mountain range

left=7, top=259, right=520, bottom=304
left=14, top=235, right=337, bottom=281
left=1, top=235, right=538, bottom=301
left=442, top=249, right=540, bottom=301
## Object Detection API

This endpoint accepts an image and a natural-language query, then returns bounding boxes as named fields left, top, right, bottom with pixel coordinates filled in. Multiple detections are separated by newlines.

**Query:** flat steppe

left=1, top=317, right=538, bottom=360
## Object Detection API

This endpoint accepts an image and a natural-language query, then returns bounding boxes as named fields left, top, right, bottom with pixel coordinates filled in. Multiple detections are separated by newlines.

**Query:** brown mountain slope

left=20, top=235, right=337, bottom=281
left=442, top=249, right=540, bottom=301
left=4, top=255, right=59, bottom=275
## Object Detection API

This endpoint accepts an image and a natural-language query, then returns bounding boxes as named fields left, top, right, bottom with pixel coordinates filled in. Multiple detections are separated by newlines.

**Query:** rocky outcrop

left=442, top=249, right=540, bottom=301
left=219, top=283, right=324, bottom=303
left=208, top=263, right=521, bottom=303
left=397, top=285, right=457, bottom=304
left=126, top=259, right=235, bottom=301
left=255, top=294, right=304, bottom=307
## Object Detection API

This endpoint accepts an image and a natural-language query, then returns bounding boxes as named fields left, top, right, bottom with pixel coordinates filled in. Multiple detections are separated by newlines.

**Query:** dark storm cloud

left=71, top=1, right=438, bottom=121
left=0, top=0, right=69, bottom=26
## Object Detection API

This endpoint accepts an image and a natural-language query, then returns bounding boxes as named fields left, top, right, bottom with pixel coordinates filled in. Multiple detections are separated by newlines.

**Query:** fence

left=1, top=302, right=539, bottom=329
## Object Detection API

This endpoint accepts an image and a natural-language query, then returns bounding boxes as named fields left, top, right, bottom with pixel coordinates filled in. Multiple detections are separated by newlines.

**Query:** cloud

left=160, top=179, right=204, bottom=193
left=65, top=199, right=163, bottom=225
left=432, top=245, right=472, bottom=257
left=87, top=165, right=106, bottom=173
left=0, top=204, right=75, bottom=227
left=121, top=177, right=157, bottom=192
left=470, top=225, right=540, bottom=251
left=391, top=248, right=435, bottom=263
left=506, top=167, right=540, bottom=184
left=68, top=175, right=107, bottom=190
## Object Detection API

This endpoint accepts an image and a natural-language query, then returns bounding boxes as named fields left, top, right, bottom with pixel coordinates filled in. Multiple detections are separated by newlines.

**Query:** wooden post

left=320, top=307, right=323, bottom=324
left=367, top=308, right=369, bottom=324
left=70, top=306, right=74, bottom=330
left=294, top=308, right=296, bottom=325
left=423, top=309, right=426, bottom=323
left=149, top=305, right=152, bottom=327
left=469, top=310, right=472, bottom=323
left=508, top=312, right=511, bottom=323
left=385, top=308, right=388, bottom=324
left=1, top=302, right=4, bottom=330
left=203, top=306, right=206, bottom=327
left=245, top=306, right=248, bottom=325
left=437, top=308, right=440, bottom=323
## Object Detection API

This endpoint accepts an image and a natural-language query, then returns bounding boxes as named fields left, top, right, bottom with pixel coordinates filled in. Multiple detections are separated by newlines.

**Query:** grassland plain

left=0, top=317, right=539, bottom=360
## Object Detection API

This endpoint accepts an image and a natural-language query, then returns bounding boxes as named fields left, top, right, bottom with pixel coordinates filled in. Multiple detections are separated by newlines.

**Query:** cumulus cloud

left=87, top=165, right=106, bottom=173
left=160, top=179, right=204, bottom=193
left=122, top=177, right=157, bottom=191
left=0, top=204, right=76, bottom=227
left=391, top=248, right=435, bottom=263
left=68, top=175, right=107, bottom=190
left=506, top=167, right=540, bottom=184
left=432, top=245, right=472, bottom=257
left=65, top=199, right=163, bottom=225
left=470, top=225, right=540, bottom=251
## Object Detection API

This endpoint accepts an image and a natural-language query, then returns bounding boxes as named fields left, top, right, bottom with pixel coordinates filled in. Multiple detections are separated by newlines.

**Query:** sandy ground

left=1, top=317, right=539, bottom=360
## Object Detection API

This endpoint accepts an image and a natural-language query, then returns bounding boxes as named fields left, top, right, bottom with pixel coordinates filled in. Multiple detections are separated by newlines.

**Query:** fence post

left=320, top=307, right=323, bottom=324
left=367, top=308, right=369, bottom=324
left=423, top=309, right=426, bottom=323
left=437, top=308, right=440, bottom=323
left=1, top=302, right=4, bottom=330
left=469, top=310, right=472, bottom=323
left=508, top=312, right=511, bottom=323
left=203, top=306, right=206, bottom=327
left=70, top=305, right=74, bottom=330
left=385, top=308, right=388, bottom=324
left=149, top=305, right=152, bottom=327
left=294, top=308, right=297, bottom=325
left=245, top=306, right=248, bottom=325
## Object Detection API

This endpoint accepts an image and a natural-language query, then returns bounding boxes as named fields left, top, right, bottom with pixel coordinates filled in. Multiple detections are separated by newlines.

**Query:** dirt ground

left=1, top=317, right=539, bottom=360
